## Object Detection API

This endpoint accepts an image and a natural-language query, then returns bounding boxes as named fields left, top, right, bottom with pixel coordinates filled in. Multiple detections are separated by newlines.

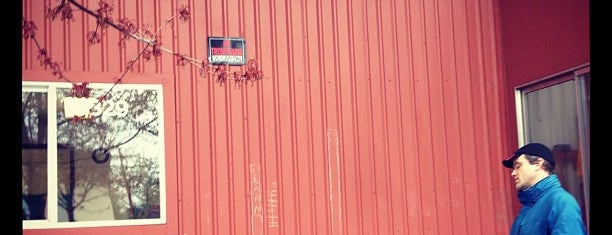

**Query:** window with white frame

left=22, top=81, right=166, bottom=229
left=514, top=65, right=590, bottom=231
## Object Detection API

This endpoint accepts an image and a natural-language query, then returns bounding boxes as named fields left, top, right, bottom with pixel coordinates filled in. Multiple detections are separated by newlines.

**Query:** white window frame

left=513, top=64, right=590, bottom=231
left=22, top=81, right=167, bottom=229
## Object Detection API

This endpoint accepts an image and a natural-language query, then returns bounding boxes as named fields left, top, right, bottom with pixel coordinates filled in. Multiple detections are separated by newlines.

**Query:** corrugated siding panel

left=21, top=0, right=512, bottom=234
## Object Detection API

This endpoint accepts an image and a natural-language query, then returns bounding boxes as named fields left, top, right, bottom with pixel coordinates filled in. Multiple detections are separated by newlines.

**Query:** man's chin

left=515, top=184, right=525, bottom=191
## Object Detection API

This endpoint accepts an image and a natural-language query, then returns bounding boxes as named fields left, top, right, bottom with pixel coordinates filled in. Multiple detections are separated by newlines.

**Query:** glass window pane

left=521, top=76, right=588, bottom=227
left=55, top=85, right=163, bottom=222
left=22, top=90, right=49, bottom=220
left=23, top=82, right=166, bottom=228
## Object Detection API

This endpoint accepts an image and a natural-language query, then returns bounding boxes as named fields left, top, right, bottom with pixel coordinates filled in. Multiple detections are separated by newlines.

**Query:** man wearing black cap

left=502, top=143, right=586, bottom=234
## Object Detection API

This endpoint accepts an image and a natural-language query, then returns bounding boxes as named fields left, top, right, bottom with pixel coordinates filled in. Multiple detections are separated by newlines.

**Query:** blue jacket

left=510, top=174, right=587, bottom=235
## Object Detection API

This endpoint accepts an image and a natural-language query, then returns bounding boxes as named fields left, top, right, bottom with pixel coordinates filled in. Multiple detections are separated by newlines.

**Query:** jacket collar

left=517, top=174, right=560, bottom=206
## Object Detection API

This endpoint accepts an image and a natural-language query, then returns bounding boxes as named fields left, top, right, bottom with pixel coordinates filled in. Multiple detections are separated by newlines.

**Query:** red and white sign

left=208, top=37, right=246, bottom=65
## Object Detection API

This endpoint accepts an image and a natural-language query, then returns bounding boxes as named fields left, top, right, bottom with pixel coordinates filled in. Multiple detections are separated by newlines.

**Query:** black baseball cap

left=502, top=143, right=555, bottom=168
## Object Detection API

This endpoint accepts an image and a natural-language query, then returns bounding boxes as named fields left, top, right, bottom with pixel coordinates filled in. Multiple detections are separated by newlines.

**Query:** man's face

left=510, top=155, right=541, bottom=191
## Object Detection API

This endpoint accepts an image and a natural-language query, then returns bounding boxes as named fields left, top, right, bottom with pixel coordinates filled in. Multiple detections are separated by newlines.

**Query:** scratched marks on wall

left=250, top=164, right=264, bottom=235
left=250, top=163, right=279, bottom=234
left=267, top=182, right=279, bottom=227
left=327, top=129, right=343, bottom=234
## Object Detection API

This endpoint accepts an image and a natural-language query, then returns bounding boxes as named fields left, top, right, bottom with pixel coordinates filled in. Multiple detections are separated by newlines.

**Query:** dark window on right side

left=515, top=64, right=590, bottom=232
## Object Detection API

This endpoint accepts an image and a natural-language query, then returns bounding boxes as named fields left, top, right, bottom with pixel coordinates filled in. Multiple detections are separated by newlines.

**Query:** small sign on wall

left=208, top=37, right=246, bottom=65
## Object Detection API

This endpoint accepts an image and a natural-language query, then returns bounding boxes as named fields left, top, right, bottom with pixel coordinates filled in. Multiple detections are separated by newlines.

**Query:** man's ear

left=535, top=158, right=544, bottom=168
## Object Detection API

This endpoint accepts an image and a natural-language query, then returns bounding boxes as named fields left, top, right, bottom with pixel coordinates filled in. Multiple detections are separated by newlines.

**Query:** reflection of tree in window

left=22, top=91, right=49, bottom=220
left=56, top=87, right=161, bottom=221
left=22, top=92, right=48, bottom=145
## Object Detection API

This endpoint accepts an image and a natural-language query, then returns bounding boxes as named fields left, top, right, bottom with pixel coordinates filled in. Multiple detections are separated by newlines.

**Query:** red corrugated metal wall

left=22, top=0, right=512, bottom=234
